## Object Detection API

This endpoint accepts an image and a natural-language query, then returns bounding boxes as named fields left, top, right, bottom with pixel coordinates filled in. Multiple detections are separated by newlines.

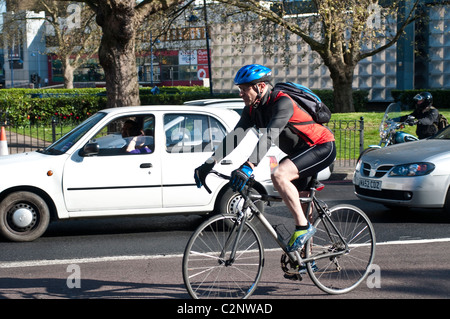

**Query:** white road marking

left=1, top=238, right=449, bottom=269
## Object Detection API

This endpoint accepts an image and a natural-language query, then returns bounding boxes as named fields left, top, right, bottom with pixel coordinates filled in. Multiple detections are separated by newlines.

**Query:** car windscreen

left=38, top=112, right=107, bottom=155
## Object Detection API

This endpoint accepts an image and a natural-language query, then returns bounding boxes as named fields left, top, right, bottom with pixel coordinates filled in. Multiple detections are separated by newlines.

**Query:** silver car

left=353, top=126, right=450, bottom=210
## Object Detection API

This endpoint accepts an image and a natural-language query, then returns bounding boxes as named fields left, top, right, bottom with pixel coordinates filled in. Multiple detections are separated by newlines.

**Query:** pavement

left=329, top=166, right=354, bottom=181
left=1, top=129, right=51, bottom=155
left=327, top=160, right=355, bottom=181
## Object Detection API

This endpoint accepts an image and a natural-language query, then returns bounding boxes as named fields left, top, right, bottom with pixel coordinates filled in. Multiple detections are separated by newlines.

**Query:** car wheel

left=0, top=191, right=50, bottom=242
left=217, top=187, right=264, bottom=216
left=444, top=187, right=450, bottom=214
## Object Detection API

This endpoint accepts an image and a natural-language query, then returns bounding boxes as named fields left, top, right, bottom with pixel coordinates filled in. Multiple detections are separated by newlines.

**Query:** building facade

left=1, top=1, right=449, bottom=103
left=2, top=10, right=47, bottom=88
left=210, top=0, right=450, bottom=102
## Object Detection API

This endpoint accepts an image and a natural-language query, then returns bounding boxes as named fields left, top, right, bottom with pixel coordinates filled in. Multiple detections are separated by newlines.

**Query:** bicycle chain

left=280, top=253, right=303, bottom=281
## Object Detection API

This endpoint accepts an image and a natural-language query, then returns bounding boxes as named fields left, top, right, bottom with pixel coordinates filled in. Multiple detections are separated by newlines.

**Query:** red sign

left=197, top=66, right=209, bottom=80
left=155, top=50, right=178, bottom=57
left=197, top=49, right=209, bottom=65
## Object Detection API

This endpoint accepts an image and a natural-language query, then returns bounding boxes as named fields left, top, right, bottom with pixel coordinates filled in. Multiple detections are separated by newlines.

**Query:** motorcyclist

left=194, top=64, right=336, bottom=253
left=400, top=92, right=439, bottom=139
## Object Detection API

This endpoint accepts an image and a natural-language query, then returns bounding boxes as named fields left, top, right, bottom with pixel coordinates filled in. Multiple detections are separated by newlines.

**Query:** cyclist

left=195, top=64, right=335, bottom=253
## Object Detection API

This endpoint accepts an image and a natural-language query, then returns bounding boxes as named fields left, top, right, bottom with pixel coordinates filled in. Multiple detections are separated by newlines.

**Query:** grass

left=12, top=108, right=450, bottom=160
left=328, top=108, right=450, bottom=161
left=11, top=123, right=77, bottom=144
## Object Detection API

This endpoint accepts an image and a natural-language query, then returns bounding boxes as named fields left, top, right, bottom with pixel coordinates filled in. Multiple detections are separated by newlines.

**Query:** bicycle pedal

left=283, top=272, right=303, bottom=281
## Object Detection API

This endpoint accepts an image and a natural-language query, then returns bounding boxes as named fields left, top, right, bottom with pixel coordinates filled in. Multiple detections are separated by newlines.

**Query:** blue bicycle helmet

left=234, top=64, right=272, bottom=85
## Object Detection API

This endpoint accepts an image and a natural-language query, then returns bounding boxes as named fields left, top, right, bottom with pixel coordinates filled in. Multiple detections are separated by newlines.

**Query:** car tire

left=0, top=191, right=50, bottom=242
left=217, top=187, right=265, bottom=216
left=444, top=187, right=450, bottom=214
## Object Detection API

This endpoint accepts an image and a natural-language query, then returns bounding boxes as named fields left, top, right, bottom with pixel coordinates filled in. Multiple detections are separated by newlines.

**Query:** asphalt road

left=0, top=181, right=449, bottom=301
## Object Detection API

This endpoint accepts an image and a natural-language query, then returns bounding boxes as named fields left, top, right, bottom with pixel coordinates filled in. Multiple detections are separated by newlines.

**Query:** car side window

left=90, top=115, right=155, bottom=156
left=164, top=113, right=226, bottom=153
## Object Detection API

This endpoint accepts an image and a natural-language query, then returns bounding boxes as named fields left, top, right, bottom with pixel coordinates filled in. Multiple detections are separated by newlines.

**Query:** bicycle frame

left=219, top=173, right=349, bottom=271
left=185, top=170, right=376, bottom=298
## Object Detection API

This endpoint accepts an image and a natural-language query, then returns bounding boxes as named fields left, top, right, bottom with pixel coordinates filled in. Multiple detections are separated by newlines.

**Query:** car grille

left=361, top=163, right=394, bottom=178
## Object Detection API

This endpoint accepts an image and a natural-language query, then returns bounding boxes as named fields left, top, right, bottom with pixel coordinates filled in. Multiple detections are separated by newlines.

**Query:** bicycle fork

left=220, top=213, right=247, bottom=266
left=218, top=196, right=253, bottom=266
left=218, top=189, right=266, bottom=266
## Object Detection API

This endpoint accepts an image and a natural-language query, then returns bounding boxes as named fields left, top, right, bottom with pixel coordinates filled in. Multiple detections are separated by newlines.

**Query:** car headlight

left=355, top=158, right=362, bottom=171
left=389, top=162, right=435, bottom=177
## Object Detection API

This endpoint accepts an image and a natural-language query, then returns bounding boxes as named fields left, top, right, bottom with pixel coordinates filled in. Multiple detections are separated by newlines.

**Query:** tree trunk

left=328, top=64, right=355, bottom=113
left=62, top=57, right=75, bottom=89
left=96, top=2, right=140, bottom=108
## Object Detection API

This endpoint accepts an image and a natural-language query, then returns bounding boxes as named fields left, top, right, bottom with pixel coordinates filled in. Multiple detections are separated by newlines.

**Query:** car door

left=161, top=112, right=227, bottom=208
left=63, top=113, right=162, bottom=213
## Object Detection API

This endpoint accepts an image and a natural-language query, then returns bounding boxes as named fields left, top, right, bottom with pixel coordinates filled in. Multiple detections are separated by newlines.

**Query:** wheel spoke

left=183, top=214, right=264, bottom=299
left=307, top=205, right=375, bottom=294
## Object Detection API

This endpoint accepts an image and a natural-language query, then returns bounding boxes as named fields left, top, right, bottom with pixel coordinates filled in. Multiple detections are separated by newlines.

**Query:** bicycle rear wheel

left=183, top=214, right=264, bottom=299
left=306, top=204, right=376, bottom=294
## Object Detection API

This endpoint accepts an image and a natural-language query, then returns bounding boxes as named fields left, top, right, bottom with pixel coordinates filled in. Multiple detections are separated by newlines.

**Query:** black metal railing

left=326, top=117, right=364, bottom=167
left=2, top=119, right=80, bottom=154
left=1, top=118, right=365, bottom=168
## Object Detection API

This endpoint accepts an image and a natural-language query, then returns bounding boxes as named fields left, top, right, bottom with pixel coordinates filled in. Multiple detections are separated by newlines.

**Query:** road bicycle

left=182, top=171, right=376, bottom=299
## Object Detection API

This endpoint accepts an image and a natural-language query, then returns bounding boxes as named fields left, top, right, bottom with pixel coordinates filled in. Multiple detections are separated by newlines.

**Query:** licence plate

left=359, top=178, right=382, bottom=191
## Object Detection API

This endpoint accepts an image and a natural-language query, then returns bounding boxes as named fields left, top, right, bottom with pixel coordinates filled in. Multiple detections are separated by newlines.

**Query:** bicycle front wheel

left=306, top=204, right=376, bottom=294
left=182, top=214, right=264, bottom=299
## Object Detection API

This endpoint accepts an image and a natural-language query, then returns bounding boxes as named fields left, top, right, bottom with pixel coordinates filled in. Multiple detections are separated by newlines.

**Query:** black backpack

left=272, top=82, right=332, bottom=124
left=437, top=113, right=449, bottom=130
left=431, top=107, right=449, bottom=130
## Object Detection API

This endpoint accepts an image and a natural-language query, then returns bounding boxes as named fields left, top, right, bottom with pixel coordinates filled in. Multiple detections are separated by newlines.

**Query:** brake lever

left=203, top=183, right=212, bottom=194
left=198, top=170, right=230, bottom=194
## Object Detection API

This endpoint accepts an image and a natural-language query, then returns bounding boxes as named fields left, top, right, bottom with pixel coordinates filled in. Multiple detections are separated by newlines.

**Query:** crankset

left=280, top=253, right=303, bottom=281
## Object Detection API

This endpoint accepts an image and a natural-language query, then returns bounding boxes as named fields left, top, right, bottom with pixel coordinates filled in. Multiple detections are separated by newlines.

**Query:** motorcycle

left=359, top=103, right=418, bottom=158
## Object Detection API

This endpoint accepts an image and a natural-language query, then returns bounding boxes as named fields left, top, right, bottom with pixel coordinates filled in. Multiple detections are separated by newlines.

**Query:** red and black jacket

left=214, top=90, right=334, bottom=166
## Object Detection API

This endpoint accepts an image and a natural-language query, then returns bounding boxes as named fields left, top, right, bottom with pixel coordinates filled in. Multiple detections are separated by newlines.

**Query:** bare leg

left=271, top=159, right=308, bottom=226
left=299, top=190, right=313, bottom=222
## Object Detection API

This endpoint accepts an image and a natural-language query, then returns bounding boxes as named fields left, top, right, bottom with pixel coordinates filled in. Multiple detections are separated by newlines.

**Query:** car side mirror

left=80, top=143, right=99, bottom=157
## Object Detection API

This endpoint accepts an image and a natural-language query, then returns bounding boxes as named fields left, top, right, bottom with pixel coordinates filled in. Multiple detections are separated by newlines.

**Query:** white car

left=0, top=105, right=277, bottom=242
left=185, top=98, right=333, bottom=179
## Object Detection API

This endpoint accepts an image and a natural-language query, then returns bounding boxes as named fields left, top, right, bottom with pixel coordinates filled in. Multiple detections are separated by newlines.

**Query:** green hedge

left=0, top=90, right=106, bottom=125
left=0, top=86, right=369, bottom=126
left=141, top=88, right=369, bottom=113
left=312, top=89, right=369, bottom=112
left=391, top=89, right=450, bottom=109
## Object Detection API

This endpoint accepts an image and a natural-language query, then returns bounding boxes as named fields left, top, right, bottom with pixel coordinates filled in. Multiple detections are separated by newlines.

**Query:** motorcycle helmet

left=234, top=64, right=272, bottom=85
left=413, top=92, right=433, bottom=109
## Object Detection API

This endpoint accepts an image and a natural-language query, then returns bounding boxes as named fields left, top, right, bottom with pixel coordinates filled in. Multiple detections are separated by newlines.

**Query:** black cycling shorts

left=281, top=141, right=336, bottom=190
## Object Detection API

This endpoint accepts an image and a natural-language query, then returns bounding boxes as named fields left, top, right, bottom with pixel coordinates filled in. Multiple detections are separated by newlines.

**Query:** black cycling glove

left=230, top=164, right=253, bottom=192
